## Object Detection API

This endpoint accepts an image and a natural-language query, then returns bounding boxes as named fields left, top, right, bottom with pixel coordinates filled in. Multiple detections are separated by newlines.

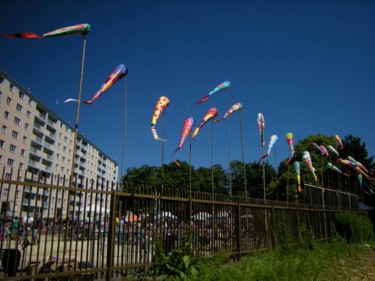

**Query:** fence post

left=270, top=205, right=275, bottom=249
left=236, top=202, right=241, bottom=260
left=188, top=194, right=193, bottom=252
left=106, top=191, right=116, bottom=281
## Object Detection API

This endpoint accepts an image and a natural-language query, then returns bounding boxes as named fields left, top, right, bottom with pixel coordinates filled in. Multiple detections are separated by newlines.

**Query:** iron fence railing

left=0, top=169, right=363, bottom=280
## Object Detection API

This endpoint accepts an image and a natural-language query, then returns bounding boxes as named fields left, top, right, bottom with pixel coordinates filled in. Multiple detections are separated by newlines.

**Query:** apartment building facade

left=0, top=68, right=118, bottom=220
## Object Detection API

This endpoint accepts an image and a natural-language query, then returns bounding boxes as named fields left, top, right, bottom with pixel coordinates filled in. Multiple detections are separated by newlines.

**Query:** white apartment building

left=0, top=68, right=118, bottom=220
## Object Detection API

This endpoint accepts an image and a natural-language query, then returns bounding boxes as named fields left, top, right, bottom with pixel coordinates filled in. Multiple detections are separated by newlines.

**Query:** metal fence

left=0, top=170, right=361, bottom=280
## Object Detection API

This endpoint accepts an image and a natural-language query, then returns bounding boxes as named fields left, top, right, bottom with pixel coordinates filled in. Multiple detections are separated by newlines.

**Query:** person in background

left=18, top=217, right=25, bottom=244
left=32, top=214, right=41, bottom=245
left=12, top=217, right=19, bottom=241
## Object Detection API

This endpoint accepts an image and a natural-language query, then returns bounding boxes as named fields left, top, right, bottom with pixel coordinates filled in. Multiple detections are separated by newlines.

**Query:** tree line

left=121, top=134, right=375, bottom=206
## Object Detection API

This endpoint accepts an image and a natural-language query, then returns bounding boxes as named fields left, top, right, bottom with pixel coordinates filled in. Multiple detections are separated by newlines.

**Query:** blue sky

left=1, top=1, right=374, bottom=177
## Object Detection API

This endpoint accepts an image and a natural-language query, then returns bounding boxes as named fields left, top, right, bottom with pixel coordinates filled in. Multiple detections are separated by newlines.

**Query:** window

left=2, top=187, right=9, bottom=197
left=64, top=136, right=67, bottom=143
left=22, top=136, right=27, bottom=144
left=24, top=123, right=29, bottom=131
left=19, top=92, right=25, bottom=100
left=16, top=104, right=23, bottom=112
left=7, top=158, right=14, bottom=166
left=6, top=97, right=11, bottom=105
left=62, top=156, right=66, bottom=163
left=21, top=149, right=25, bottom=156
left=28, top=98, right=33, bottom=105
left=19, top=163, right=23, bottom=170
left=56, top=153, right=60, bottom=160
left=2, top=126, right=7, bottom=134
left=4, top=111, right=9, bottom=119
left=0, top=139, right=4, bottom=148
left=26, top=111, right=31, bottom=118
left=12, top=130, right=18, bottom=139
left=9, top=84, right=14, bottom=92
left=10, top=144, right=16, bottom=153
left=63, top=146, right=66, bottom=152
left=14, top=117, right=21, bottom=126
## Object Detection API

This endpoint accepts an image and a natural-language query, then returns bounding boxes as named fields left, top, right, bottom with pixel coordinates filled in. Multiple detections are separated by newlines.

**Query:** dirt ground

left=318, top=244, right=375, bottom=281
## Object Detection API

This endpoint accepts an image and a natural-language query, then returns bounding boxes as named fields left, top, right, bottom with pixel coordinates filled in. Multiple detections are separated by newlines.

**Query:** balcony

left=42, top=157, right=53, bottom=166
left=43, top=143, right=54, bottom=154
left=33, top=125, right=44, bottom=138
left=35, top=113, right=46, bottom=123
left=29, top=147, right=41, bottom=160
left=31, top=137, right=43, bottom=148
left=28, top=159, right=41, bottom=171
left=45, top=132, right=56, bottom=143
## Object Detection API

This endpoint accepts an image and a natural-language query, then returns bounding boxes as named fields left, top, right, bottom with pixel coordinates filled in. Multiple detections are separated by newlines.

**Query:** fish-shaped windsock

left=311, top=142, right=322, bottom=154
left=335, top=135, right=343, bottom=149
left=347, top=156, right=370, bottom=174
left=293, top=161, right=302, bottom=192
left=259, top=135, right=278, bottom=161
left=286, top=132, right=294, bottom=163
left=358, top=175, right=375, bottom=196
left=2, top=23, right=90, bottom=38
left=172, top=117, right=195, bottom=158
left=84, top=64, right=128, bottom=104
left=353, top=166, right=372, bottom=181
left=193, top=81, right=231, bottom=104
left=327, top=162, right=349, bottom=177
left=43, top=23, right=90, bottom=37
left=338, top=158, right=354, bottom=167
left=192, top=108, right=218, bottom=139
left=214, top=103, right=242, bottom=122
left=303, top=151, right=318, bottom=182
left=257, top=113, right=265, bottom=147
left=327, top=145, right=339, bottom=157
left=151, top=96, right=170, bottom=141
left=320, top=145, right=329, bottom=157
left=65, top=64, right=128, bottom=105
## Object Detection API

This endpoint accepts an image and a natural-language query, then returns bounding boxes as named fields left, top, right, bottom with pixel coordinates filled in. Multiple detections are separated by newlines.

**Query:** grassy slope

left=190, top=241, right=375, bottom=281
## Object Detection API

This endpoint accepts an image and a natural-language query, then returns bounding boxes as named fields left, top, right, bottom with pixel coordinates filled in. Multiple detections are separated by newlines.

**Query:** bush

left=334, top=211, right=374, bottom=243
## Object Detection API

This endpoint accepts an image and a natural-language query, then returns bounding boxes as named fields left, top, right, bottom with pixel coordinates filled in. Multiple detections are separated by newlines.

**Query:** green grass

left=152, top=212, right=374, bottom=280
left=182, top=241, right=374, bottom=281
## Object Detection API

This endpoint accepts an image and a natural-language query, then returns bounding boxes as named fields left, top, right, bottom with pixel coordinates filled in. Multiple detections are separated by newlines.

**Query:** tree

left=122, top=165, right=162, bottom=188
left=231, top=160, right=277, bottom=199
left=273, top=134, right=375, bottom=206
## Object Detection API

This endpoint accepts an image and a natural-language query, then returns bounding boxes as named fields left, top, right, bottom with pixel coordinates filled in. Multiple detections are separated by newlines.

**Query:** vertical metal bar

left=105, top=191, right=115, bottom=281
left=236, top=203, right=241, bottom=260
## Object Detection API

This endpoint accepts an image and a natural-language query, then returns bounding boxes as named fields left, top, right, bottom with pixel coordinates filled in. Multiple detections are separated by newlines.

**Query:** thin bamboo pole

left=65, top=34, right=87, bottom=261
left=211, top=119, right=215, bottom=198
left=120, top=77, right=127, bottom=183
left=239, top=109, right=247, bottom=199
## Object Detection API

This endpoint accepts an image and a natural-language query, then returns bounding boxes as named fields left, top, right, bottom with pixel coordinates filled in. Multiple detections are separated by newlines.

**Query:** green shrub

left=150, top=231, right=198, bottom=280
left=334, top=211, right=374, bottom=243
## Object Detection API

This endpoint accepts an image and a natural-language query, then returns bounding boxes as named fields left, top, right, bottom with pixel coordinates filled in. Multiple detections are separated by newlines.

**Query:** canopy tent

left=124, top=214, right=138, bottom=222
left=192, top=212, right=212, bottom=221
left=154, top=211, right=177, bottom=221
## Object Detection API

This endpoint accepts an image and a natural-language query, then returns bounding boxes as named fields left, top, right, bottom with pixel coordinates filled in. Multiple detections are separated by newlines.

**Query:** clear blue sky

left=1, top=1, right=374, bottom=177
